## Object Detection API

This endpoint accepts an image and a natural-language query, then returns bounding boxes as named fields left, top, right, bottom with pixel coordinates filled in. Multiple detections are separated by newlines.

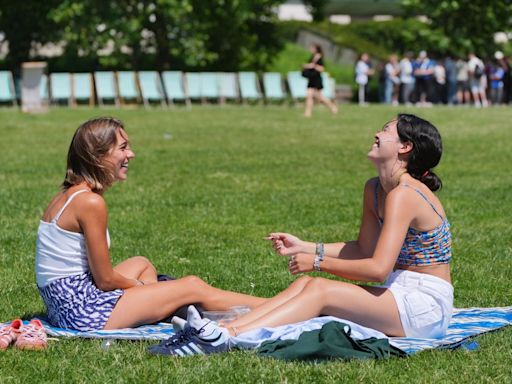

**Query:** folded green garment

left=257, top=321, right=406, bottom=362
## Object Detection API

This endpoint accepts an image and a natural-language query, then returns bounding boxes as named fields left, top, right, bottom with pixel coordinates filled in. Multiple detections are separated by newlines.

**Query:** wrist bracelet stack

left=313, top=243, right=324, bottom=271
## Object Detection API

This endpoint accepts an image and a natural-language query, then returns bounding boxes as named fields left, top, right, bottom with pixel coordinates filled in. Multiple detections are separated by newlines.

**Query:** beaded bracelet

left=313, top=242, right=324, bottom=271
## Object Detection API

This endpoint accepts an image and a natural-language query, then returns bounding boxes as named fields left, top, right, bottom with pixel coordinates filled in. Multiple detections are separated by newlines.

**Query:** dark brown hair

left=396, top=114, right=443, bottom=191
left=62, top=117, right=125, bottom=193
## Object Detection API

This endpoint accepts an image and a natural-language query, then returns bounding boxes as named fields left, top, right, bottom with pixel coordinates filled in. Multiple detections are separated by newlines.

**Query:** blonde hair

left=62, top=117, right=125, bottom=193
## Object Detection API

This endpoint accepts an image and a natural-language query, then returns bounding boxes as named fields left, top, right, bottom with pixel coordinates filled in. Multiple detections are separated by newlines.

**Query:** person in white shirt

left=355, top=53, right=374, bottom=105
left=468, top=52, right=488, bottom=107
left=399, top=52, right=415, bottom=105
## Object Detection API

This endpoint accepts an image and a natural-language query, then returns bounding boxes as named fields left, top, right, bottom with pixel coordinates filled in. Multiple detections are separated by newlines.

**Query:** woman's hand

left=266, top=232, right=305, bottom=256
left=288, top=253, right=315, bottom=275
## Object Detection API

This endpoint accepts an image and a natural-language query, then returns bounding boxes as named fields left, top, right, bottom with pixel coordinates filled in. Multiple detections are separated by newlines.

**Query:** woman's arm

left=271, top=179, right=381, bottom=259
left=316, top=187, right=413, bottom=282
left=287, top=185, right=414, bottom=282
left=78, top=194, right=141, bottom=291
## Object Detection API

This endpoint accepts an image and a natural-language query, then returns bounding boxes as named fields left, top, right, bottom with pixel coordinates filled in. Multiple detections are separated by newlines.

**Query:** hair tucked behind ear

left=396, top=114, right=443, bottom=191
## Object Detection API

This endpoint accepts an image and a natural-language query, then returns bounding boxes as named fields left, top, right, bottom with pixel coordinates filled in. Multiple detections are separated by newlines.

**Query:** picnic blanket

left=15, top=306, right=512, bottom=355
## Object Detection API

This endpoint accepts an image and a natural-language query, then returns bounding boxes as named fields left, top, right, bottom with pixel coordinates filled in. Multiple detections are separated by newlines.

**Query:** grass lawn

left=0, top=104, right=511, bottom=383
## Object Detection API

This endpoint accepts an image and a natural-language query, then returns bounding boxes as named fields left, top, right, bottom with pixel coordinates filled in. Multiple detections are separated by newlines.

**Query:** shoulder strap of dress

left=51, top=189, right=89, bottom=223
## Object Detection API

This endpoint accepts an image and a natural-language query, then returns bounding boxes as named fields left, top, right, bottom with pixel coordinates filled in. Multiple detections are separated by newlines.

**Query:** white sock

left=186, top=305, right=229, bottom=341
left=171, top=316, right=187, bottom=332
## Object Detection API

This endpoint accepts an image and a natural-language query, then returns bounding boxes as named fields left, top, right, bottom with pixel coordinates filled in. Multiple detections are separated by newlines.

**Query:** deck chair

left=218, top=72, right=239, bottom=104
left=161, top=71, right=190, bottom=107
left=117, top=71, right=140, bottom=105
left=94, top=71, right=120, bottom=107
left=138, top=71, right=166, bottom=108
left=238, top=72, right=262, bottom=103
left=0, top=70, right=18, bottom=106
left=40, top=74, right=49, bottom=104
left=50, top=73, right=72, bottom=105
left=199, top=72, right=220, bottom=103
left=184, top=72, right=201, bottom=102
left=262, top=72, right=285, bottom=102
left=321, top=72, right=335, bottom=100
left=286, top=71, right=308, bottom=102
left=73, top=73, right=94, bottom=106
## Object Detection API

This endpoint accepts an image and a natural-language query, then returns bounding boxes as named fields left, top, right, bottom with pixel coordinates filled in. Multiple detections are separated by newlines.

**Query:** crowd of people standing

left=355, top=50, right=512, bottom=107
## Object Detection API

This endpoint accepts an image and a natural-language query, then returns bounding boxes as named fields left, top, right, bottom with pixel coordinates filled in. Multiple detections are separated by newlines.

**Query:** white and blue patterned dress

left=36, top=190, right=124, bottom=331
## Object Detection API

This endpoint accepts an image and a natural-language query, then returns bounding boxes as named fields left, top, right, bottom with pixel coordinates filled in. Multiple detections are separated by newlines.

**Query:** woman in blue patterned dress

left=36, top=117, right=266, bottom=331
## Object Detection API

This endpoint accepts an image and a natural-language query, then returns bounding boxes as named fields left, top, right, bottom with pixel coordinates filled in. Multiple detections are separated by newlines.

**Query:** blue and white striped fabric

left=10, top=306, right=511, bottom=355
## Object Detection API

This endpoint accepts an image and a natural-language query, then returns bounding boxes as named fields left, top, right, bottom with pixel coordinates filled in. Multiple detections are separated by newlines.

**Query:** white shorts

left=379, top=269, right=454, bottom=339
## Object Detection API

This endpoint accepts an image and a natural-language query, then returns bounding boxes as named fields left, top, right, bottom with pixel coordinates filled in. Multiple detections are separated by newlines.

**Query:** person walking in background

left=468, top=52, right=488, bottom=107
left=399, top=52, right=415, bottom=105
left=303, top=44, right=338, bottom=117
left=384, top=55, right=400, bottom=105
left=456, top=57, right=471, bottom=105
left=355, top=53, right=373, bottom=106
left=413, top=51, right=434, bottom=106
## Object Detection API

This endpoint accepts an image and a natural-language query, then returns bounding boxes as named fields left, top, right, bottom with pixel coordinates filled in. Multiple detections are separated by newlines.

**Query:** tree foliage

left=1, top=0, right=285, bottom=71
left=401, top=0, right=512, bottom=56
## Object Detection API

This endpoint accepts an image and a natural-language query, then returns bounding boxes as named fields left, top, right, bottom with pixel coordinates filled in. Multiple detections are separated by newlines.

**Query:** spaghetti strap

left=374, top=179, right=379, bottom=213
left=400, top=184, right=444, bottom=219
left=51, top=189, right=89, bottom=223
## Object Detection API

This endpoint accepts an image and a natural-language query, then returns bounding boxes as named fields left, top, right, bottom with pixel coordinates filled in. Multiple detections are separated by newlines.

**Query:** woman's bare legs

left=222, top=276, right=313, bottom=327
left=314, top=90, right=338, bottom=115
left=227, top=277, right=405, bottom=337
left=304, top=88, right=315, bottom=117
left=104, top=275, right=266, bottom=329
left=113, top=256, right=158, bottom=283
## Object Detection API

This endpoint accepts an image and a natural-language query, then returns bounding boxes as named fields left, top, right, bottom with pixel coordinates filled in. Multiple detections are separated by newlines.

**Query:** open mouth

left=121, top=162, right=129, bottom=169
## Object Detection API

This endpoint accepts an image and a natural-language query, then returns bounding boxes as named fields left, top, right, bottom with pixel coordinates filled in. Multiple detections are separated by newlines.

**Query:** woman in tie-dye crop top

left=213, top=114, right=454, bottom=342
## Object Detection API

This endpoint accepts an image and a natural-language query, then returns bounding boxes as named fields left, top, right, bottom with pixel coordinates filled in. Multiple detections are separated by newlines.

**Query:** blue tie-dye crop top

left=374, top=181, right=452, bottom=266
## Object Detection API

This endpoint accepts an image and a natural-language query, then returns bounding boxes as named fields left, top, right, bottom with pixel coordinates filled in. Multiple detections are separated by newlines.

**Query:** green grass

left=1, top=105, right=511, bottom=383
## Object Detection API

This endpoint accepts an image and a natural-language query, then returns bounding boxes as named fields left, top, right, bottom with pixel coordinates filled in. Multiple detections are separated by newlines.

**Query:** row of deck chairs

left=0, top=70, right=335, bottom=108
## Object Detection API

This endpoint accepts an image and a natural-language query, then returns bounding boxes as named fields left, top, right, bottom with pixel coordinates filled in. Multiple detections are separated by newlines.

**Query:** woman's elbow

left=95, top=275, right=115, bottom=291
left=368, top=265, right=391, bottom=283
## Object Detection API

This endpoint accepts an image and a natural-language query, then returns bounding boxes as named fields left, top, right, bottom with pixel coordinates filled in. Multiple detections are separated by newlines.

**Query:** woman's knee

left=179, top=275, right=209, bottom=288
left=302, top=277, right=328, bottom=298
